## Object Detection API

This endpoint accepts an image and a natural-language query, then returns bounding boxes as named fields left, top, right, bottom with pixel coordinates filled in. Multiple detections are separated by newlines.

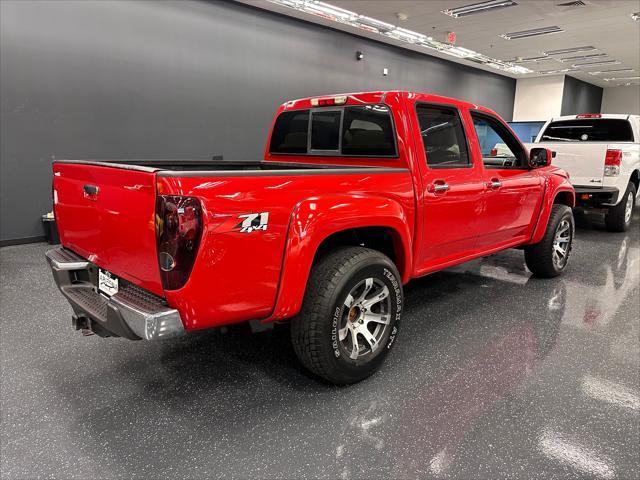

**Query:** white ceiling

left=240, top=0, right=640, bottom=88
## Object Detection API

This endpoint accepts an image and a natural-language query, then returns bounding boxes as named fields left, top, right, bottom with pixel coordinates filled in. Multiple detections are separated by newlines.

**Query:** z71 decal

left=235, top=212, right=269, bottom=233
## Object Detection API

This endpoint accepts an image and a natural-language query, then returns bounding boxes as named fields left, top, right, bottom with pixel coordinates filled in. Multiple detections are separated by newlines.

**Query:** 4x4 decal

left=235, top=212, right=269, bottom=233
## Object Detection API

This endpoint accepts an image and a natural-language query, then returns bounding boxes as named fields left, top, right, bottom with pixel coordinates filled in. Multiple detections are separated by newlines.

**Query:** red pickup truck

left=46, top=91, right=575, bottom=384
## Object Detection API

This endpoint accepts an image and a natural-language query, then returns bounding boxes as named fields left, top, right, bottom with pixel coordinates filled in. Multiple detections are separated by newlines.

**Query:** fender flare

left=265, top=194, right=412, bottom=321
left=530, top=178, right=575, bottom=245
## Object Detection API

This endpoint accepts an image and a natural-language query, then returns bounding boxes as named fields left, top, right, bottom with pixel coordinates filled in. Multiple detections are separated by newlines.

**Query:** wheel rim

left=624, top=192, right=634, bottom=223
left=338, top=278, right=392, bottom=360
left=552, top=219, right=571, bottom=269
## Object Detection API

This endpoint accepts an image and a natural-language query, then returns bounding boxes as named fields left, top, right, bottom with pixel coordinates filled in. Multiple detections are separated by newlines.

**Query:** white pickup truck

left=532, top=114, right=640, bottom=231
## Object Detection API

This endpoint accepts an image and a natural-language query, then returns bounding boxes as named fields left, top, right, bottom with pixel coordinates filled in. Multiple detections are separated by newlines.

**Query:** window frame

left=269, top=104, right=399, bottom=158
left=414, top=102, right=473, bottom=170
left=469, top=110, right=528, bottom=170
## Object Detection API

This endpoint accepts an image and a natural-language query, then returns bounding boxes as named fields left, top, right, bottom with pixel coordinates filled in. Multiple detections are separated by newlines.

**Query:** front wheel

left=605, top=182, right=636, bottom=232
left=525, top=204, right=574, bottom=278
left=290, top=247, right=403, bottom=384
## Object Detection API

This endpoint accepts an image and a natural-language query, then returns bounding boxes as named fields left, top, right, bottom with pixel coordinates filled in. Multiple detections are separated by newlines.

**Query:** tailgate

left=547, top=143, right=608, bottom=187
left=53, top=162, right=163, bottom=296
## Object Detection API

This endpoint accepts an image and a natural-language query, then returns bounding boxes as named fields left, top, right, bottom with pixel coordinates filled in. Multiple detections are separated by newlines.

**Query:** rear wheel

left=605, top=182, right=636, bottom=232
left=525, top=204, right=574, bottom=278
left=290, top=247, right=402, bottom=384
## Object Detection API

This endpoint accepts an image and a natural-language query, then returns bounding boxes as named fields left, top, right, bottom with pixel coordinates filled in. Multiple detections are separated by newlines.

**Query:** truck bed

left=57, top=159, right=398, bottom=173
left=52, top=159, right=414, bottom=329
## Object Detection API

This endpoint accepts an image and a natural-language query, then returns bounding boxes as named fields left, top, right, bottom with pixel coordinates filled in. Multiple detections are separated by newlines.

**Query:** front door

left=470, top=112, right=544, bottom=250
left=413, top=103, right=485, bottom=273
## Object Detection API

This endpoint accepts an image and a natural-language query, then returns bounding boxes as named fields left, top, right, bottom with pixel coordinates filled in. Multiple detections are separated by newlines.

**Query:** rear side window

left=540, top=119, right=633, bottom=142
left=416, top=105, right=470, bottom=168
left=269, top=105, right=397, bottom=157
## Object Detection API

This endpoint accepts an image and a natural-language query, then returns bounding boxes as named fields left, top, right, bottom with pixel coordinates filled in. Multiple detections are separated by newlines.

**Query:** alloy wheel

left=338, top=278, right=392, bottom=360
left=624, top=192, right=634, bottom=224
left=552, top=219, right=571, bottom=269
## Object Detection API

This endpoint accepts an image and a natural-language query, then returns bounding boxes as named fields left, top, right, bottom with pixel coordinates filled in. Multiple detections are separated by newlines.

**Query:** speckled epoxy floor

left=1, top=212, right=639, bottom=479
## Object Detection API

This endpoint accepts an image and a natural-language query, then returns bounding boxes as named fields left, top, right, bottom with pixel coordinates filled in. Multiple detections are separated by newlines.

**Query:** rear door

left=53, top=162, right=163, bottom=296
left=412, top=103, right=485, bottom=272
left=469, top=112, right=544, bottom=249
left=537, top=117, right=635, bottom=187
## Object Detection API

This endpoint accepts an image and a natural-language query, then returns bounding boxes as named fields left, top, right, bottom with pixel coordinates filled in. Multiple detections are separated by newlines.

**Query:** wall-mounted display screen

left=508, top=121, right=546, bottom=143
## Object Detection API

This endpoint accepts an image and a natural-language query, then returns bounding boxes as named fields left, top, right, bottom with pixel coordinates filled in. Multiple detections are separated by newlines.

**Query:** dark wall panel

left=561, top=75, right=603, bottom=116
left=0, top=0, right=516, bottom=242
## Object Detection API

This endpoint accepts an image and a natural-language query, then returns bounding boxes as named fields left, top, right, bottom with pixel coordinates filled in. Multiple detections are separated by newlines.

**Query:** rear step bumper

left=45, top=247, right=185, bottom=340
left=573, top=187, right=619, bottom=208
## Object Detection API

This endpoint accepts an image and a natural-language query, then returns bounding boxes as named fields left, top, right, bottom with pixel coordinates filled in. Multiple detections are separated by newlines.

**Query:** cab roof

left=282, top=90, right=498, bottom=117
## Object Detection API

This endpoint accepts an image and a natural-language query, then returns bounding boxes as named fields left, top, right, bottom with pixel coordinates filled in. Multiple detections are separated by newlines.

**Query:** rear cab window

left=269, top=104, right=397, bottom=157
left=539, top=119, right=634, bottom=142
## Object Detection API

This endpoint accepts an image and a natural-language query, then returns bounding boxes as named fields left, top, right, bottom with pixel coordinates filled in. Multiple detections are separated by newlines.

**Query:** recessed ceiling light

left=500, top=26, right=563, bottom=39
left=587, top=68, right=635, bottom=75
left=543, top=46, right=596, bottom=55
left=539, top=68, right=577, bottom=75
left=264, top=0, right=533, bottom=75
left=442, top=0, right=518, bottom=18
left=572, top=59, right=621, bottom=68
left=631, top=12, right=639, bottom=21
left=559, top=53, right=608, bottom=62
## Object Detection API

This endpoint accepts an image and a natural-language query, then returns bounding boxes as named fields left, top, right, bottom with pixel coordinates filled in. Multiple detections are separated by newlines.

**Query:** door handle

left=486, top=178, right=502, bottom=189
left=83, top=184, right=99, bottom=200
left=429, top=181, right=450, bottom=194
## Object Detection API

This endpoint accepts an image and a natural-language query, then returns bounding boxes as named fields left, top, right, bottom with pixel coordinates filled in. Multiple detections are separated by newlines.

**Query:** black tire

left=605, top=182, right=636, bottom=232
left=290, top=247, right=403, bottom=384
left=524, top=204, right=574, bottom=278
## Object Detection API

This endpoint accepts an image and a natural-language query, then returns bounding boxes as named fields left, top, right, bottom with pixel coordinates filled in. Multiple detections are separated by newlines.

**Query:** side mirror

left=529, top=147, right=553, bottom=168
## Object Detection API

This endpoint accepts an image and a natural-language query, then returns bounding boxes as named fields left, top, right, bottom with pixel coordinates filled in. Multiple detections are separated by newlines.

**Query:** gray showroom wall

left=561, top=75, right=604, bottom=116
left=0, top=0, right=516, bottom=244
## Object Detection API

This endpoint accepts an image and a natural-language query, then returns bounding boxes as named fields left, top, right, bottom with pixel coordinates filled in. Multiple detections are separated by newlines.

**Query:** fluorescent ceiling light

left=355, top=15, right=395, bottom=32
left=264, top=0, right=533, bottom=75
left=573, top=59, right=621, bottom=68
left=604, top=76, right=640, bottom=81
left=442, top=0, right=518, bottom=18
left=500, top=26, right=563, bottom=39
left=510, top=55, right=550, bottom=63
left=544, top=46, right=596, bottom=55
left=539, top=68, right=577, bottom=75
left=559, top=53, right=607, bottom=62
left=388, top=27, right=426, bottom=43
left=632, top=12, right=639, bottom=21
left=588, top=68, right=635, bottom=75
left=305, top=1, right=357, bottom=20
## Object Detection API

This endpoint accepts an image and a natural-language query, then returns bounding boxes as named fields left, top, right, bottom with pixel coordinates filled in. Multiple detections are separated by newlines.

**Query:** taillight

left=604, top=149, right=622, bottom=176
left=155, top=196, right=202, bottom=290
left=576, top=113, right=602, bottom=119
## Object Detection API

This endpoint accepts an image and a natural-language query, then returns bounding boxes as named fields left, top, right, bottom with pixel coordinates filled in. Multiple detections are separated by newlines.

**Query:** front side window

left=269, top=105, right=397, bottom=157
left=539, top=119, right=633, bottom=142
left=416, top=105, right=470, bottom=168
left=471, top=113, right=526, bottom=168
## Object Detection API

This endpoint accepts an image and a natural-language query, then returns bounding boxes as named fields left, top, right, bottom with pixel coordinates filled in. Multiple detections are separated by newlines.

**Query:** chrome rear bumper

left=45, top=247, right=185, bottom=340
